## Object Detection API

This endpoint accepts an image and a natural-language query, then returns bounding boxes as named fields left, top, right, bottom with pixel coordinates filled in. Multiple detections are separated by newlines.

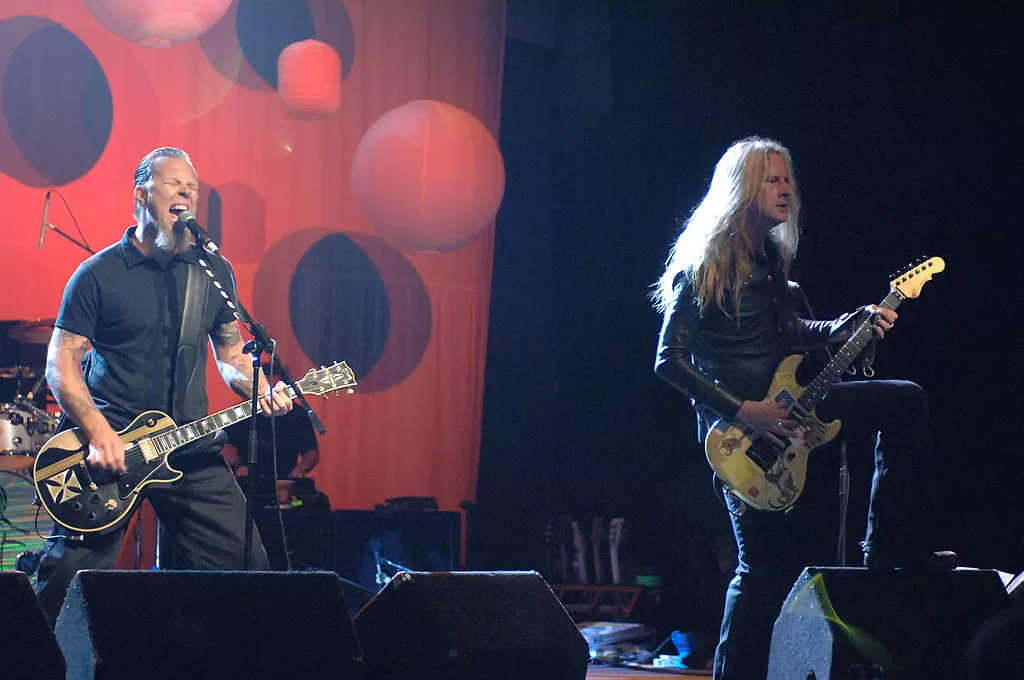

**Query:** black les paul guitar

left=33, top=362, right=357, bottom=534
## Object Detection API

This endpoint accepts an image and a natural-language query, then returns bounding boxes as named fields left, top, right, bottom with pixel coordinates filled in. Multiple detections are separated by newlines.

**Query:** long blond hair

left=652, top=137, right=800, bottom=315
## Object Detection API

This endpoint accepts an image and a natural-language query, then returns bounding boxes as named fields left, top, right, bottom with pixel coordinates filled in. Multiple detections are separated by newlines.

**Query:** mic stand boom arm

left=44, top=222, right=95, bottom=254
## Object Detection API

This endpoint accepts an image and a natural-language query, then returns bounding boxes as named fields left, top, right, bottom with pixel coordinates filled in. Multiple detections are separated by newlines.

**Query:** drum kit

left=1, top=319, right=60, bottom=578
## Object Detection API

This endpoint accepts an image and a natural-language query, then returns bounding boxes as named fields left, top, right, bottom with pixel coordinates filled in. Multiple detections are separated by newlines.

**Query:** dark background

left=476, top=0, right=1024, bottom=639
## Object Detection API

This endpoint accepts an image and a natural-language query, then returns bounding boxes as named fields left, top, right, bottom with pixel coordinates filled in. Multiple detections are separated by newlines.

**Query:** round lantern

left=83, top=0, right=232, bottom=48
left=351, top=100, right=506, bottom=253
left=277, top=40, right=342, bottom=121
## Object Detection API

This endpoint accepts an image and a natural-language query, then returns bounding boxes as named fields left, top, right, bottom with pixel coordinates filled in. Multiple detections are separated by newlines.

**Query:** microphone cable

left=48, top=188, right=94, bottom=253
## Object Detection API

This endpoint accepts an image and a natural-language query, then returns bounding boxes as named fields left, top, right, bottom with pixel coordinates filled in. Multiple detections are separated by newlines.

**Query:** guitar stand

left=154, top=515, right=165, bottom=569
left=552, top=583, right=642, bottom=621
left=837, top=441, right=850, bottom=566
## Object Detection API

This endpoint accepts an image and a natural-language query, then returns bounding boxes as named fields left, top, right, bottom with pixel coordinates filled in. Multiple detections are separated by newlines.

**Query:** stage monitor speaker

left=0, top=572, right=65, bottom=680
left=354, top=570, right=589, bottom=680
left=333, top=509, right=460, bottom=613
left=1006, top=569, right=1024, bottom=603
left=55, top=570, right=362, bottom=680
left=767, top=566, right=1011, bottom=680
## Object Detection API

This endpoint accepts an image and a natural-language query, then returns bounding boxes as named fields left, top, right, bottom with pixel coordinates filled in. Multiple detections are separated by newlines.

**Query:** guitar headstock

left=296, top=361, right=358, bottom=397
left=591, top=516, right=604, bottom=544
left=570, top=519, right=584, bottom=547
left=608, top=517, right=625, bottom=549
left=890, top=257, right=945, bottom=299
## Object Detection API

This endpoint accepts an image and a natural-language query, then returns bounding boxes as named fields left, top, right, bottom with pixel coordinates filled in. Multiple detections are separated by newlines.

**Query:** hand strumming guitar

left=84, top=419, right=127, bottom=474
left=736, top=400, right=796, bottom=448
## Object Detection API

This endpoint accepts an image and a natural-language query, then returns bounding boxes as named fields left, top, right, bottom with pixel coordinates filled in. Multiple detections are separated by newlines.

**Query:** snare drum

left=0, top=403, right=57, bottom=471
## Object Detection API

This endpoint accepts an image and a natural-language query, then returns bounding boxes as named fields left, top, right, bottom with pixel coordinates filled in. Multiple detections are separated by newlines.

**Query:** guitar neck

left=794, top=291, right=903, bottom=417
left=151, top=384, right=304, bottom=454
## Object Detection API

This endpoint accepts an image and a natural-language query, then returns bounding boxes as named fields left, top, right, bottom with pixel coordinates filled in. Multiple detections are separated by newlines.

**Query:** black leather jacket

left=655, top=252, right=857, bottom=441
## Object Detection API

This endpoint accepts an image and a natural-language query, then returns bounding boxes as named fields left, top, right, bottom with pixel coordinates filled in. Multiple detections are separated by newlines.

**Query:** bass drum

left=0, top=403, right=58, bottom=471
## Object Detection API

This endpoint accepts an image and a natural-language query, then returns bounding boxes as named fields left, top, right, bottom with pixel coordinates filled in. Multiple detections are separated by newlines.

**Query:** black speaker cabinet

left=55, top=570, right=363, bottom=680
left=255, top=506, right=334, bottom=571
left=333, top=509, right=460, bottom=612
left=767, top=566, right=1010, bottom=680
left=0, top=572, right=65, bottom=680
left=354, top=570, right=589, bottom=680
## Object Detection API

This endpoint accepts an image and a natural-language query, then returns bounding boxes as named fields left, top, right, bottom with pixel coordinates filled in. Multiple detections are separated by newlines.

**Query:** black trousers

left=34, top=448, right=270, bottom=626
left=713, top=379, right=936, bottom=680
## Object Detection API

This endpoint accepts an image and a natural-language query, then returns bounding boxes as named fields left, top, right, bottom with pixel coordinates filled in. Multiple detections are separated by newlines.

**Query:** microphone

left=175, top=210, right=219, bottom=253
left=38, top=190, right=51, bottom=249
left=25, top=372, right=46, bottom=402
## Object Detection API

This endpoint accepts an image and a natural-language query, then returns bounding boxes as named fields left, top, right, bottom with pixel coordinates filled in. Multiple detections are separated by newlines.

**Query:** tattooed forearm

left=212, top=321, right=243, bottom=349
left=46, top=329, right=104, bottom=432
left=212, top=321, right=272, bottom=399
left=221, top=354, right=266, bottom=399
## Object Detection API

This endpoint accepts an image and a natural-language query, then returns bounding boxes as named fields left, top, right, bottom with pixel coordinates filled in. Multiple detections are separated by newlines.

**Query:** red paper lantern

left=277, top=40, right=342, bottom=121
left=351, top=100, right=506, bottom=253
left=83, top=0, right=232, bottom=48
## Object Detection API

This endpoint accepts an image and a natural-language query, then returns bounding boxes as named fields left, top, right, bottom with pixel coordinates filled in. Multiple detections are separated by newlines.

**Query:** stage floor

left=588, top=664, right=712, bottom=678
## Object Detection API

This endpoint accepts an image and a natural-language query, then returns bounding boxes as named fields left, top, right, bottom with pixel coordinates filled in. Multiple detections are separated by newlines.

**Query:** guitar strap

left=173, top=259, right=211, bottom=423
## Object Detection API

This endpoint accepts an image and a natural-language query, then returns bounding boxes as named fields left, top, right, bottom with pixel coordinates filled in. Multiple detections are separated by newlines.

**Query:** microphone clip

left=175, top=210, right=219, bottom=253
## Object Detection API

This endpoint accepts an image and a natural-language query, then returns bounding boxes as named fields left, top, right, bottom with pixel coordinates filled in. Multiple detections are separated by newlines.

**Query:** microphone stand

left=183, top=218, right=325, bottom=570
left=369, top=537, right=413, bottom=587
left=43, top=221, right=94, bottom=254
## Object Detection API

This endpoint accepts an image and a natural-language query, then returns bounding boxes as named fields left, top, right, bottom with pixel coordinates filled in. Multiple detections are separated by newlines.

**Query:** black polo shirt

left=55, top=228, right=236, bottom=430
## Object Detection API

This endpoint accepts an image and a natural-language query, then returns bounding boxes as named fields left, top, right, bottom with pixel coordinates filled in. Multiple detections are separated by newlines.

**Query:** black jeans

left=713, top=379, right=935, bottom=680
left=34, top=448, right=270, bottom=626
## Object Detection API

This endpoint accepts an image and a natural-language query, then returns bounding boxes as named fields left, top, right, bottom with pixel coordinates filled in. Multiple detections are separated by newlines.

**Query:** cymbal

left=0, top=366, right=36, bottom=379
left=7, top=319, right=56, bottom=345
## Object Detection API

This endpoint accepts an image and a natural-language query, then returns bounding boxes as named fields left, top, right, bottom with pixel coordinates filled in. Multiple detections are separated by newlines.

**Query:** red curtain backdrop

left=0, top=0, right=507, bottom=563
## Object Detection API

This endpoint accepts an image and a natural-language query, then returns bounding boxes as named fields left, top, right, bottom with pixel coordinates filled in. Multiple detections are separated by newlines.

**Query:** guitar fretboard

left=148, top=385, right=302, bottom=457
left=743, top=292, right=904, bottom=474
left=790, top=290, right=903, bottom=421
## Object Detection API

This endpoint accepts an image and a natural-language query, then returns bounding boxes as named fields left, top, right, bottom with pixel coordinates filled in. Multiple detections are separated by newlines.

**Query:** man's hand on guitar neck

left=259, top=381, right=294, bottom=417
left=858, top=304, right=897, bottom=339
left=736, top=400, right=796, bottom=448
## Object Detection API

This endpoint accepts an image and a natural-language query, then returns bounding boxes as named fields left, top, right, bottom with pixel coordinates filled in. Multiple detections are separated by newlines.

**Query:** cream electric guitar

left=608, top=517, right=624, bottom=585
left=33, top=362, right=356, bottom=534
left=571, top=519, right=589, bottom=584
left=705, top=258, right=944, bottom=513
left=591, top=516, right=605, bottom=585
